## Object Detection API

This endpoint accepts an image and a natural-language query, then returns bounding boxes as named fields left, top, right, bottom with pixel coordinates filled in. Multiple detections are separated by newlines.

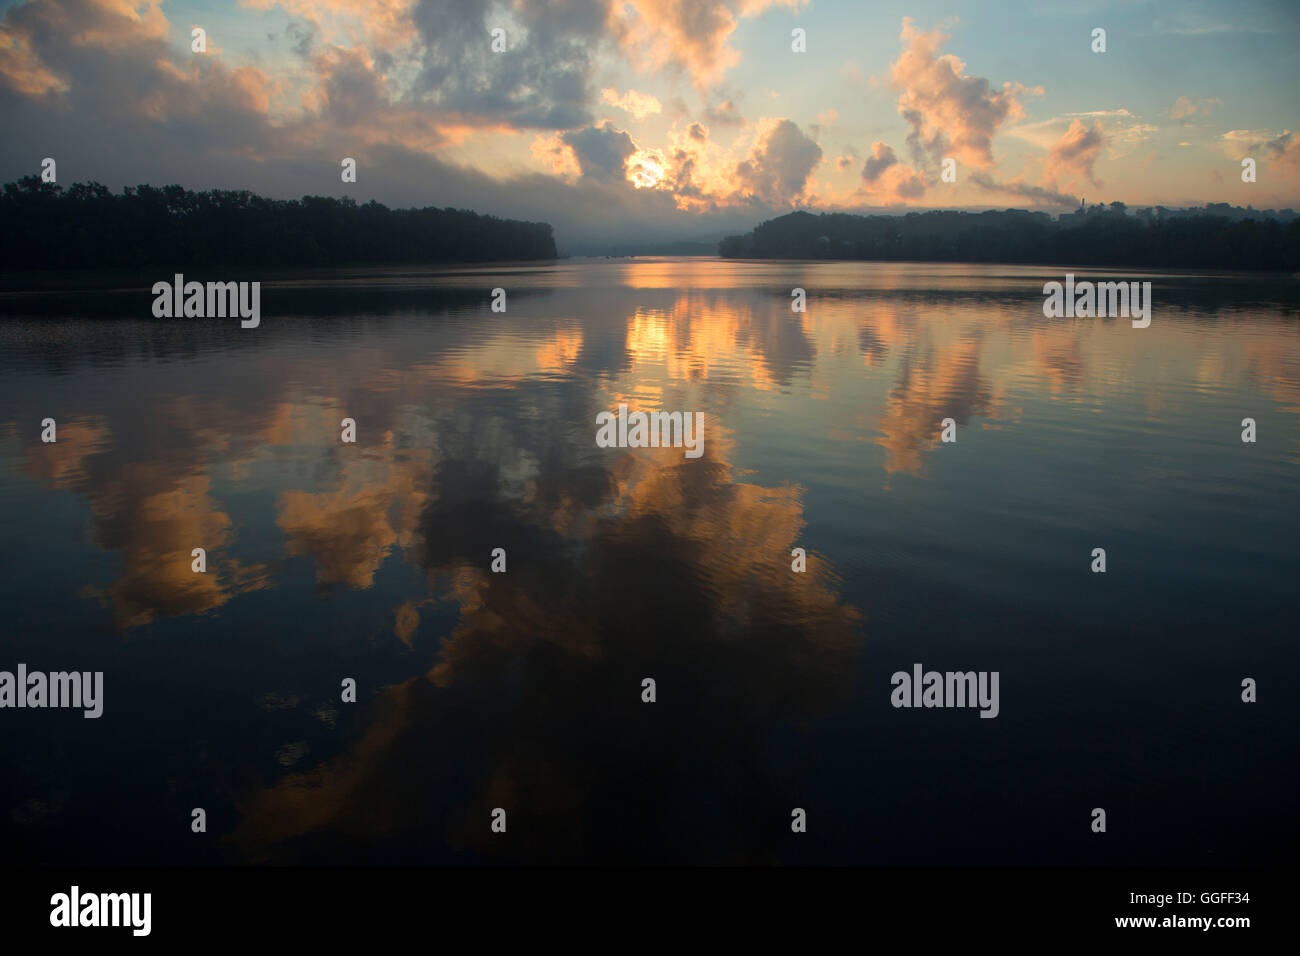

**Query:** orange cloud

left=530, top=133, right=582, bottom=179
left=1170, top=96, right=1221, bottom=121
left=0, top=0, right=168, bottom=94
left=859, top=140, right=927, bottom=202
left=599, top=86, right=662, bottom=120
left=0, top=30, right=66, bottom=95
left=1254, top=130, right=1300, bottom=175
left=1044, top=118, right=1106, bottom=188
left=613, top=0, right=803, bottom=91
left=889, top=17, right=1040, bottom=170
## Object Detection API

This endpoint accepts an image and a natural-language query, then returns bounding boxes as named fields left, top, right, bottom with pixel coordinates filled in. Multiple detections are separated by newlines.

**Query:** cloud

left=1170, top=96, right=1221, bottom=121
left=1104, top=122, right=1158, bottom=158
left=0, top=25, right=67, bottom=95
left=968, top=171, right=1078, bottom=208
left=410, top=0, right=609, bottom=131
left=1220, top=129, right=1273, bottom=145
left=600, top=86, right=661, bottom=120
left=0, top=0, right=830, bottom=233
left=279, top=19, right=318, bottom=59
left=1065, top=108, right=1135, bottom=119
left=704, top=97, right=744, bottom=127
left=888, top=17, right=1041, bottom=170
left=530, top=132, right=582, bottom=178
left=733, top=118, right=821, bottom=205
left=239, top=0, right=415, bottom=50
left=859, top=140, right=927, bottom=202
left=1216, top=128, right=1300, bottom=178
left=1008, top=110, right=1153, bottom=164
left=1260, top=130, right=1300, bottom=163
left=13, top=0, right=1277, bottom=248
left=313, top=45, right=389, bottom=126
left=862, top=141, right=899, bottom=181
left=561, top=120, right=637, bottom=182
left=626, top=146, right=666, bottom=188
left=0, top=0, right=467, bottom=164
left=1044, top=118, right=1106, bottom=188
left=0, top=0, right=288, bottom=154
left=1152, top=14, right=1274, bottom=36
left=1226, top=130, right=1300, bottom=175
left=611, top=0, right=803, bottom=91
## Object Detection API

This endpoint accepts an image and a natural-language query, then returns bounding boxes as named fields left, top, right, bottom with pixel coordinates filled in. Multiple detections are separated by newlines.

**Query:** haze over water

left=1, top=258, right=1296, bottom=864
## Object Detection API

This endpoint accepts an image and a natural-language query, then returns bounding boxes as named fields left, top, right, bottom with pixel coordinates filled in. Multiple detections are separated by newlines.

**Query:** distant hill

left=719, top=206, right=1300, bottom=271
left=0, top=177, right=557, bottom=270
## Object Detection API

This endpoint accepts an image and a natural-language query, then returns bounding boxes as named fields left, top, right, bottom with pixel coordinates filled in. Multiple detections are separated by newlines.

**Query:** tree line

left=0, top=177, right=556, bottom=270
left=719, top=205, right=1300, bottom=271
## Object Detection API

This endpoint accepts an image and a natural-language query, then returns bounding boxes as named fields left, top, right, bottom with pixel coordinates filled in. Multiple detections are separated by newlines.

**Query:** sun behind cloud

left=627, top=147, right=666, bottom=189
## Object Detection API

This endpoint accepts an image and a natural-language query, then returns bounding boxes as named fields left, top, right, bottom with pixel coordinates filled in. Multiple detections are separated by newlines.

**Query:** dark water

left=1, top=259, right=1296, bottom=865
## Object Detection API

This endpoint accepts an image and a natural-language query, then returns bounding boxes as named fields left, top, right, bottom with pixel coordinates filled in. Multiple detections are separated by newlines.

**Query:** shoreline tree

left=0, top=177, right=557, bottom=270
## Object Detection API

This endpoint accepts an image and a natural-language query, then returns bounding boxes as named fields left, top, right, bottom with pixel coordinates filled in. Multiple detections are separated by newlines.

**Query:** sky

left=1, top=0, right=1298, bottom=252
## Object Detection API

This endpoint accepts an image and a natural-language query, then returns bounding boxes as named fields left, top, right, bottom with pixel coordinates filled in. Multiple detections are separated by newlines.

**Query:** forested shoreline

left=720, top=207, right=1300, bottom=271
left=0, top=177, right=557, bottom=269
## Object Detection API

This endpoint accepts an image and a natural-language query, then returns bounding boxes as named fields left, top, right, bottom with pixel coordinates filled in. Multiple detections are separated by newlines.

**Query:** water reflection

left=232, top=430, right=861, bottom=863
left=1, top=260, right=1297, bottom=864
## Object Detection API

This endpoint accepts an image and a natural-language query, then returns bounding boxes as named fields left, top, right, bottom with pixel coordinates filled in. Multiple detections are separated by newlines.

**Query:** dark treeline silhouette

left=0, top=177, right=556, bottom=270
left=719, top=205, right=1300, bottom=270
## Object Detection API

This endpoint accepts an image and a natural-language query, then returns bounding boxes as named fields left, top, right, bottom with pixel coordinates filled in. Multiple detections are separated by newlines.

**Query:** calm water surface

left=1, top=259, right=1296, bottom=864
